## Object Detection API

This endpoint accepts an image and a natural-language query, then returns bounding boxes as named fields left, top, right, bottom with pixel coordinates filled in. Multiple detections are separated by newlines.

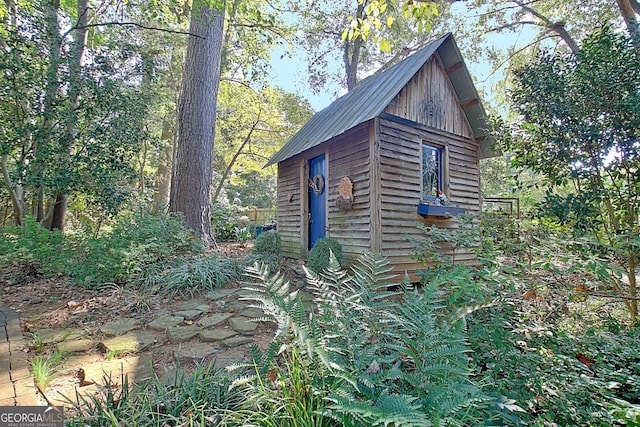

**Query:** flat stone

left=222, top=336, right=253, bottom=348
left=227, top=301, right=249, bottom=312
left=35, top=328, right=83, bottom=344
left=174, top=301, right=210, bottom=312
left=167, top=326, right=202, bottom=344
left=197, top=313, right=233, bottom=328
left=61, top=353, right=103, bottom=370
left=68, top=355, right=153, bottom=393
left=57, top=339, right=95, bottom=353
left=100, top=332, right=155, bottom=354
left=199, top=329, right=237, bottom=342
left=100, top=318, right=141, bottom=337
left=228, top=317, right=258, bottom=334
left=239, top=307, right=265, bottom=318
left=174, top=310, right=204, bottom=321
left=175, top=342, right=220, bottom=362
left=212, top=350, right=245, bottom=368
left=205, top=289, right=238, bottom=300
left=148, top=315, right=184, bottom=331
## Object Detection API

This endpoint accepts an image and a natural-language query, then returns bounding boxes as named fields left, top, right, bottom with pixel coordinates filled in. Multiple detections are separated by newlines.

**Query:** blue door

left=308, top=154, right=326, bottom=250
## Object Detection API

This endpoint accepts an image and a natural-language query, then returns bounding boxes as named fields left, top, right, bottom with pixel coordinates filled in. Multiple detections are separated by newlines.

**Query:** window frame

left=421, top=142, right=448, bottom=200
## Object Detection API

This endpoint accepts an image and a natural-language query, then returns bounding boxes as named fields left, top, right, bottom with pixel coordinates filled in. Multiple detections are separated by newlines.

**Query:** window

left=422, top=143, right=443, bottom=198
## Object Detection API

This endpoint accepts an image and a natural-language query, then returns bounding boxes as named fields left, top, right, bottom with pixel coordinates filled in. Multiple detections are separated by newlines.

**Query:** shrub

left=211, top=202, right=239, bottom=241
left=253, top=230, right=281, bottom=256
left=0, top=212, right=202, bottom=287
left=307, top=237, right=342, bottom=273
left=0, top=217, right=68, bottom=272
left=64, top=211, right=202, bottom=286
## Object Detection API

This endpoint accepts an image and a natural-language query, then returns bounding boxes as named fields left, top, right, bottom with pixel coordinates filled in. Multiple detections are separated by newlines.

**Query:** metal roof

left=266, top=33, right=494, bottom=167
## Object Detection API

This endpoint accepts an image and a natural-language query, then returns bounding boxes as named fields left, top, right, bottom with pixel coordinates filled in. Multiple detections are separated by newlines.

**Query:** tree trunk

left=511, top=0, right=580, bottom=53
left=343, top=2, right=365, bottom=91
left=213, top=117, right=259, bottom=202
left=49, top=0, right=89, bottom=231
left=1, top=155, right=24, bottom=225
left=169, top=0, right=226, bottom=247
left=617, top=0, right=640, bottom=48
left=49, top=191, right=67, bottom=232
left=153, top=119, right=174, bottom=211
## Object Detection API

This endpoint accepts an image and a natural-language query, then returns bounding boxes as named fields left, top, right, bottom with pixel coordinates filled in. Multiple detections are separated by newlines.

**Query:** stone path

left=0, top=287, right=276, bottom=407
left=0, top=306, right=37, bottom=406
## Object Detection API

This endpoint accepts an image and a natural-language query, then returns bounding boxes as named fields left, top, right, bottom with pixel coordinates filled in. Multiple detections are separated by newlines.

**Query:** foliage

left=211, top=201, right=242, bottom=241
left=462, top=218, right=640, bottom=426
left=307, top=237, right=343, bottom=273
left=65, top=363, right=245, bottom=426
left=288, top=0, right=456, bottom=93
left=253, top=230, right=281, bottom=256
left=214, top=83, right=313, bottom=209
left=342, top=0, right=440, bottom=51
left=238, top=252, right=497, bottom=426
left=30, top=350, right=64, bottom=389
left=140, top=254, right=242, bottom=299
left=0, top=212, right=201, bottom=286
left=410, top=213, right=480, bottom=276
left=0, top=217, right=67, bottom=268
left=0, top=4, right=150, bottom=225
left=229, top=345, right=334, bottom=427
left=64, top=211, right=201, bottom=286
left=495, top=26, right=640, bottom=319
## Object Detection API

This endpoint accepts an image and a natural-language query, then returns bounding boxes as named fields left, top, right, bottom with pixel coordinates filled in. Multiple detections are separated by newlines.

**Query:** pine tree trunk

left=169, top=0, right=226, bottom=247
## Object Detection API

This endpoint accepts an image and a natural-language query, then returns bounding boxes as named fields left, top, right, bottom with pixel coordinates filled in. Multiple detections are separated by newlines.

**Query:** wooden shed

left=266, top=33, right=495, bottom=276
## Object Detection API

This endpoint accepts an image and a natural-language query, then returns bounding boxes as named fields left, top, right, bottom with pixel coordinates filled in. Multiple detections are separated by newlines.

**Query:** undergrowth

left=235, top=251, right=500, bottom=426
left=0, top=212, right=201, bottom=287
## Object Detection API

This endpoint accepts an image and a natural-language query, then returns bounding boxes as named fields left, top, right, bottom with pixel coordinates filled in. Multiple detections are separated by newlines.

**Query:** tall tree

left=1, top=1, right=150, bottom=228
left=169, top=0, right=226, bottom=247
left=48, top=0, right=89, bottom=231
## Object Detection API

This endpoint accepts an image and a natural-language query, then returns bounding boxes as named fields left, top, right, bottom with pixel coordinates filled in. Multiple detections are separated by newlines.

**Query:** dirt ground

left=0, top=242, right=285, bottom=408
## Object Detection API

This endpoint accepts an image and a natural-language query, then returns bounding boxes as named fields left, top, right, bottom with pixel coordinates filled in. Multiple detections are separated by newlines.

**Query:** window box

left=417, top=202, right=466, bottom=217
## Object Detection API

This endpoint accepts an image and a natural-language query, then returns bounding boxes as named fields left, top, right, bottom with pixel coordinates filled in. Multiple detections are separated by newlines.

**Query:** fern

left=239, top=252, right=492, bottom=426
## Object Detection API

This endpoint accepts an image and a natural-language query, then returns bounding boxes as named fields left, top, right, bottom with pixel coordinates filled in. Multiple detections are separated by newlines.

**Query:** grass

left=31, top=350, right=64, bottom=389
left=65, top=363, right=246, bottom=426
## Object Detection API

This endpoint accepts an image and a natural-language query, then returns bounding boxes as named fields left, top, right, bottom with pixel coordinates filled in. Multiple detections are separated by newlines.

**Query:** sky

left=266, top=2, right=538, bottom=114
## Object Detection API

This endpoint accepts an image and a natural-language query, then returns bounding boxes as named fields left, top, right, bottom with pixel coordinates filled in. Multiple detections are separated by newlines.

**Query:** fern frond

left=326, top=390, right=433, bottom=427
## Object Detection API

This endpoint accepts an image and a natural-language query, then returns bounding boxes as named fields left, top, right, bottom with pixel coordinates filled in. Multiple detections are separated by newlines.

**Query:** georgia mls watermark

left=0, top=406, right=64, bottom=427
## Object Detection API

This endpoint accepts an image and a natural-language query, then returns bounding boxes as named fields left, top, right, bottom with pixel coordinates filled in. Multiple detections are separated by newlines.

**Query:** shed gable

left=385, top=55, right=473, bottom=139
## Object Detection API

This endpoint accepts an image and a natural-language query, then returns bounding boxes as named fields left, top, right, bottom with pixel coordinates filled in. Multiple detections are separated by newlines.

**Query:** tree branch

left=481, top=33, right=558, bottom=82
left=511, top=0, right=579, bottom=52
left=63, top=21, right=203, bottom=40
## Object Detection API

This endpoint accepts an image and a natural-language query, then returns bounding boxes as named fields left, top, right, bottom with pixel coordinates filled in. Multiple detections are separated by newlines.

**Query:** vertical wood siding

left=384, top=55, right=474, bottom=139
left=277, top=159, right=302, bottom=258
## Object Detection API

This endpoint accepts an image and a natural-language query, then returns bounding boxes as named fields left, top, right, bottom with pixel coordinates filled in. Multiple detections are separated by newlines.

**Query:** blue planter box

left=418, top=203, right=466, bottom=217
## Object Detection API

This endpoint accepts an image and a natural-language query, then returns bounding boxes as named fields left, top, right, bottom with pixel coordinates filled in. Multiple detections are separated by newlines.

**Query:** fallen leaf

left=576, top=353, right=593, bottom=368
left=78, top=368, right=95, bottom=387
left=523, top=289, right=536, bottom=300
